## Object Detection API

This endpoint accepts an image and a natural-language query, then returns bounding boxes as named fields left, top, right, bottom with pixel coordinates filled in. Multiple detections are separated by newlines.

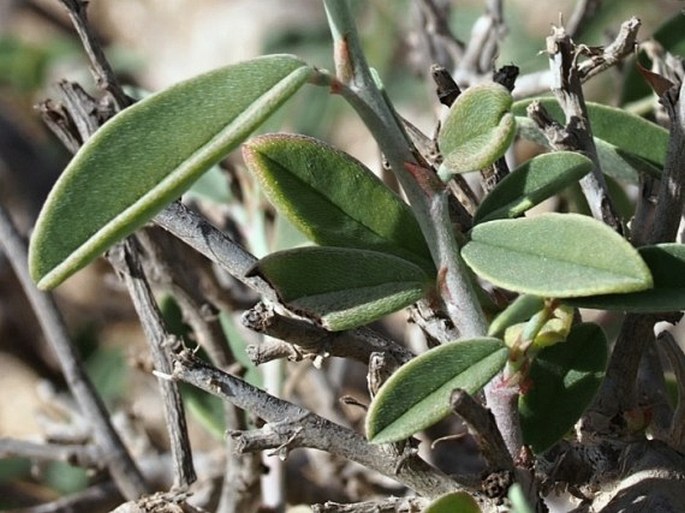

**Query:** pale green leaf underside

left=438, top=83, right=516, bottom=175
left=519, top=323, right=607, bottom=453
left=366, top=338, right=507, bottom=444
left=29, top=54, right=311, bottom=289
left=242, top=133, right=432, bottom=271
left=462, top=213, right=653, bottom=298
left=565, top=243, right=685, bottom=312
left=475, top=151, right=593, bottom=223
left=250, top=246, right=429, bottom=331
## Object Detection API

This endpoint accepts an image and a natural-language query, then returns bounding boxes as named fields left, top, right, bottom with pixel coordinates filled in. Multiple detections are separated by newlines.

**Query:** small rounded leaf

left=462, top=213, right=653, bottom=298
left=519, top=322, right=607, bottom=453
left=29, top=55, right=311, bottom=289
left=366, top=338, right=507, bottom=444
left=438, top=83, right=516, bottom=175
left=249, top=247, right=430, bottom=331
left=243, top=134, right=432, bottom=271
left=475, top=152, right=592, bottom=223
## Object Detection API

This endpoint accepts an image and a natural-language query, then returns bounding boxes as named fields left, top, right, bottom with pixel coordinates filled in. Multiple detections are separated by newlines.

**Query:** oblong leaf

left=366, top=338, right=507, bottom=444
left=29, top=54, right=311, bottom=290
left=475, top=152, right=593, bottom=223
left=566, top=243, right=685, bottom=312
left=513, top=99, right=668, bottom=170
left=462, top=213, right=653, bottom=297
left=423, top=492, right=481, bottom=513
left=519, top=322, right=607, bottom=453
left=438, top=83, right=516, bottom=175
left=249, top=247, right=429, bottom=331
left=516, top=116, right=660, bottom=183
left=242, top=134, right=433, bottom=271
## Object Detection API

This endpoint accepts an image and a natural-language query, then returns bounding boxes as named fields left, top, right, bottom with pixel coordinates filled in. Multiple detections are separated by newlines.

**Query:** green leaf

left=508, top=484, right=535, bottom=513
left=519, top=322, right=607, bottom=453
left=566, top=244, right=685, bottom=312
left=488, top=295, right=545, bottom=337
left=513, top=99, right=668, bottom=171
left=462, top=213, right=653, bottom=298
left=438, top=83, right=516, bottom=175
left=516, top=116, right=661, bottom=183
left=29, top=54, right=311, bottom=290
left=474, top=152, right=593, bottom=223
left=249, top=246, right=429, bottom=331
left=242, top=133, right=432, bottom=271
left=423, top=492, right=481, bottom=513
left=366, top=338, right=507, bottom=444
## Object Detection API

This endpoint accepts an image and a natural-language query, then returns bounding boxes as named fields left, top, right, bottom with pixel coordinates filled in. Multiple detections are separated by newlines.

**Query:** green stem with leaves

left=320, top=0, right=487, bottom=340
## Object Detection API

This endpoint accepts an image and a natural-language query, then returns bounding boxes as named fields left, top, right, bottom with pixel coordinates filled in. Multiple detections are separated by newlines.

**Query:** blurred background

left=1, top=0, right=683, bottom=510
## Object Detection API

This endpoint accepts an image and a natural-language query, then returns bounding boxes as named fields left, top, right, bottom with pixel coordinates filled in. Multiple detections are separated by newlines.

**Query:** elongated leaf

left=519, top=323, right=607, bottom=453
left=516, top=116, right=660, bottom=183
left=249, top=247, right=429, bottom=331
left=566, top=244, right=685, bottom=312
left=242, top=134, right=433, bottom=271
left=438, top=83, right=516, bottom=175
left=513, top=99, right=668, bottom=170
left=29, top=55, right=310, bottom=290
left=462, top=213, right=653, bottom=297
left=423, top=492, right=481, bottom=513
left=475, top=152, right=592, bottom=223
left=366, top=338, right=507, bottom=444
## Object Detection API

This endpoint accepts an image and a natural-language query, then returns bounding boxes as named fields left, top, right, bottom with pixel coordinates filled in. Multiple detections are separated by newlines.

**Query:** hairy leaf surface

left=30, top=55, right=311, bottom=289
left=438, top=83, right=516, bottom=175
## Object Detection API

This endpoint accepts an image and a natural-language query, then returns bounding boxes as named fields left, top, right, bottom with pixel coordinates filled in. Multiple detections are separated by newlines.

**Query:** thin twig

left=450, top=390, right=514, bottom=472
left=171, top=348, right=468, bottom=500
left=108, top=237, right=196, bottom=489
left=648, top=80, right=685, bottom=244
left=0, top=438, right=101, bottom=468
left=658, top=331, right=685, bottom=452
left=153, top=202, right=275, bottom=301
left=242, top=301, right=414, bottom=366
left=312, top=496, right=429, bottom=512
left=55, top=0, right=130, bottom=109
left=6, top=482, right=121, bottom=513
left=545, top=24, right=621, bottom=232
left=413, top=0, right=464, bottom=72
left=0, top=205, right=148, bottom=499
left=566, top=0, right=603, bottom=39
